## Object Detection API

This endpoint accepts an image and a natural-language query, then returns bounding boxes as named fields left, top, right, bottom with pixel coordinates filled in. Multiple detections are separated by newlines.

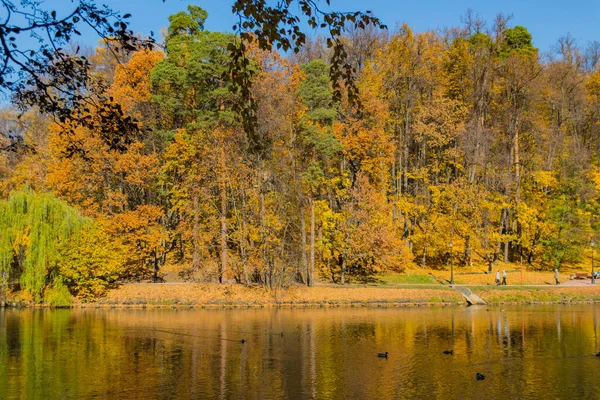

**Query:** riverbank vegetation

left=6, top=283, right=600, bottom=308
left=1, top=4, right=600, bottom=304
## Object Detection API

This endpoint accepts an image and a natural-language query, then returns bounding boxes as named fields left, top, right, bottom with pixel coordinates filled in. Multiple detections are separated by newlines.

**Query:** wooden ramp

left=453, top=286, right=486, bottom=305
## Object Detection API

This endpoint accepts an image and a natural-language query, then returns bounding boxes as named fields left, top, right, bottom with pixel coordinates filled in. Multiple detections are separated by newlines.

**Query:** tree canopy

left=1, top=6, right=600, bottom=304
left=0, top=0, right=384, bottom=154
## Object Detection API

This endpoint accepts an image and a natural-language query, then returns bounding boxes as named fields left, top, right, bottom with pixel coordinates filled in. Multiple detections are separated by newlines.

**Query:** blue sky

left=43, top=0, right=600, bottom=54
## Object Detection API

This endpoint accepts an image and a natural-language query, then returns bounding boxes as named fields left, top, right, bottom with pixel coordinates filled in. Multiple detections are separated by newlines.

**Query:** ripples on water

left=1, top=305, right=600, bottom=399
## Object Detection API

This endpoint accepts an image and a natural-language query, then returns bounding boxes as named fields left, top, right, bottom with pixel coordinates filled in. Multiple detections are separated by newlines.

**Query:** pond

left=1, top=305, right=600, bottom=399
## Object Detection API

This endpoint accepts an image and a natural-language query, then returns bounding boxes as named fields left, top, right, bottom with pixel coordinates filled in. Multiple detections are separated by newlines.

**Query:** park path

left=556, top=279, right=599, bottom=287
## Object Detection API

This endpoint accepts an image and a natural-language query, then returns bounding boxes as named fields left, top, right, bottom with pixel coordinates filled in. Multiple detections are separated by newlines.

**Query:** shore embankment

left=87, top=283, right=464, bottom=308
left=5, top=280, right=600, bottom=308
left=79, top=282, right=600, bottom=308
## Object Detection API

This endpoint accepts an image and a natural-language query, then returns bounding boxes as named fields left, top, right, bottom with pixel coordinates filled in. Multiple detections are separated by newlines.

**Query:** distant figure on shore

left=502, top=270, right=507, bottom=285
left=495, top=271, right=500, bottom=286
left=555, top=268, right=560, bottom=285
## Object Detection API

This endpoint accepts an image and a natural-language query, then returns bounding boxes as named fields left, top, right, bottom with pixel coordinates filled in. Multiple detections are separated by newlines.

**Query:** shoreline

left=5, top=282, right=600, bottom=309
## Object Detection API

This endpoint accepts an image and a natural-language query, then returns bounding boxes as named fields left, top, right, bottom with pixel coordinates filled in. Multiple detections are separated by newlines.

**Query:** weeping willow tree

left=0, top=189, right=87, bottom=301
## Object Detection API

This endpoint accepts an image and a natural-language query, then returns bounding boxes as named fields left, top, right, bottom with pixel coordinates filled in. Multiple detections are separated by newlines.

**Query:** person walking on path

left=554, top=268, right=560, bottom=285
left=502, top=270, right=507, bottom=285
left=495, top=271, right=501, bottom=286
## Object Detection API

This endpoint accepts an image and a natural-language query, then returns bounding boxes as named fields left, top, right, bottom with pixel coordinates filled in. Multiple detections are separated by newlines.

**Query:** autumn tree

left=46, top=45, right=165, bottom=280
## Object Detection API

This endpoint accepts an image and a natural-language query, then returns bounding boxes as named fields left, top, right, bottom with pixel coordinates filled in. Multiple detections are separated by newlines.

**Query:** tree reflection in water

left=1, top=306, right=600, bottom=399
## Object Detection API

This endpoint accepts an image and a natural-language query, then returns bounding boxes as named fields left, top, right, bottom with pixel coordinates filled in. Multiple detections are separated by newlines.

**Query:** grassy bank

left=46, top=282, right=600, bottom=308
left=381, top=268, right=580, bottom=286
left=87, top=283, right=464, bottom=308
left=470, top=286, right=600, bottom=303
left=6, top=266, right=600, bottom=308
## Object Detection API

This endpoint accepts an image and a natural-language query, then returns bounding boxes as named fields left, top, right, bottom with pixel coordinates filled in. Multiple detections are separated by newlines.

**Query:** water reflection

left=1, top=305, right=600, bottom=399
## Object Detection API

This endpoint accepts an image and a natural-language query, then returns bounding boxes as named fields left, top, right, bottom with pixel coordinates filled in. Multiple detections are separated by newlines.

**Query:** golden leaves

left=110, top=50, right=164, bottom=114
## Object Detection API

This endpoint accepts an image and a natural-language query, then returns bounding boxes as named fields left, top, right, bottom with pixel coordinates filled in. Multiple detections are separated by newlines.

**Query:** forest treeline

left=1, top=6, right=600, bottom=302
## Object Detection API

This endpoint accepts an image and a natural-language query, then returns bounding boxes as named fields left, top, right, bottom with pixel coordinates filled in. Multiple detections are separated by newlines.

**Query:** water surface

left=2, top=305, right=600, bottom=399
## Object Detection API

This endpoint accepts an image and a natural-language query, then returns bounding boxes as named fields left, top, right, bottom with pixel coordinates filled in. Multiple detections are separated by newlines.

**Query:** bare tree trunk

left=341, top=239, right=347, bottom=285
left=235, top=191, right=250, bottom=285
left=403, top=109, right=410, bottom=193
left=241, top=194, right=249, bottom=285
left=513, top=116, right=521, bottom=205
left=259, top=185, right=269, bottom=288
left=219, top=170, right=227, bottom=283
left=300, top=207, right=308, bottom=285
left=513, top=116, right=523, bottom=261
left=192, top=189, right=200, bottom=271
left=496, top=208, right=506, bottom=264
left=309, top=199, right=315, bottom=287
left=504, top=235, right=509, bottom=264
left=153, top=250, right=159, bottom=282
left=498, top=207, right=510, bottom=263
left=464, top=235, right=471, bottom=267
